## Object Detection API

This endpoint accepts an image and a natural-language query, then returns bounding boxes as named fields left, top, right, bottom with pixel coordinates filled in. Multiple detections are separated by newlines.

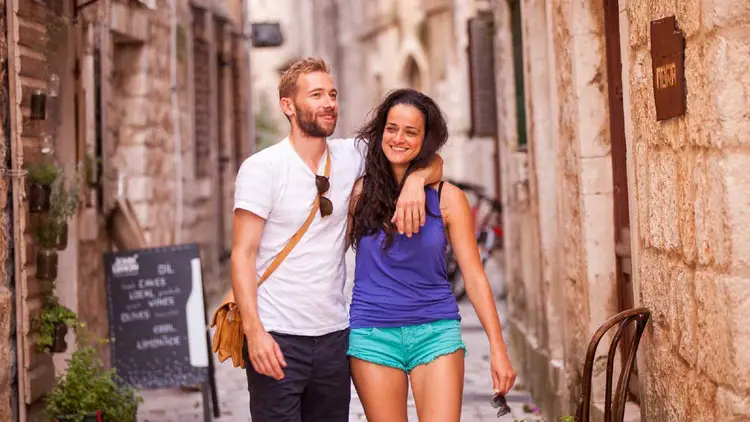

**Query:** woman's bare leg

left=350, top=357, right=409, bottom=422
left=409, top=351, right=465, bottom=422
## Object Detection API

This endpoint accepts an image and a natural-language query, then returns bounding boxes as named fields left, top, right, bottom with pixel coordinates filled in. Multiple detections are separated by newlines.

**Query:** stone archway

left=403, top=55, right=423, bottom=91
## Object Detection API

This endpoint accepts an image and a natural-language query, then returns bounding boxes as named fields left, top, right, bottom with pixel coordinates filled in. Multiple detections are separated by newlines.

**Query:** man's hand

left=392, top=175, right=426, bottom=237
left=246, top=328, right=287, bottom=380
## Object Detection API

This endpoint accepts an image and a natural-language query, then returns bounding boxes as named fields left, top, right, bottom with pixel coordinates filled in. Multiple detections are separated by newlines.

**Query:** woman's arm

left=441, top=183, right=516, bottom=394
left=346, top=178, right=364, bottom=250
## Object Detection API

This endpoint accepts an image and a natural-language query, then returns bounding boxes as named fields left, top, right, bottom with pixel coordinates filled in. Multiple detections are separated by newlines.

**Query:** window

left=467, top=11, right=498, bottom=138
left=509, top=0, right=528, bottom=148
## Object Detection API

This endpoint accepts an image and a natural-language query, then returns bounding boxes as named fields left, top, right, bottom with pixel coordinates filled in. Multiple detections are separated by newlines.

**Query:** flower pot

left=55, top=411, right=102, bottom=422
left=28, top=183, right=51, bottom=213
left=37, top=248, right=58, bottom=281
left=55, top=222, right=68, bottom=250
left=51, top=323, right=68, bottom=353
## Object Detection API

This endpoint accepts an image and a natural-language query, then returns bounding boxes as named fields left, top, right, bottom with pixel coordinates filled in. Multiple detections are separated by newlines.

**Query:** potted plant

left=26, top=162, right=60, bottom=213
left=45, top=345, right=142, bottom=422
left=36, top=217, right=60, bottom=281
left=48, top=173, right=80, bottom=250
left=84, top=153, right=100, bottom=187
left=37, top=295, right=79, bottom=354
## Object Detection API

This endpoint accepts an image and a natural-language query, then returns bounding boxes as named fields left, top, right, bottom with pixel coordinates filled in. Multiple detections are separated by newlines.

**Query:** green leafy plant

left=84, top=154, right=101, bottom=186
left=44, top=344, right=142, bottom=422
left=37, top=295, right=79, bottom=352
left=49, top=171, right=80, bottom=222
left=26, top=162, right=60, bottom=185
left=36, top=170, right=80, bottom=248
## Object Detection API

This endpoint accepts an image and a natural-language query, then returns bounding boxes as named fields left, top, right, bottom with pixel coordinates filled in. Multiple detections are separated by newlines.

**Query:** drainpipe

left=6, top=0, right=27, bottom=420
left=242, top=0, right=255, bottom=155
left=170, top=0, right=183, bottom=242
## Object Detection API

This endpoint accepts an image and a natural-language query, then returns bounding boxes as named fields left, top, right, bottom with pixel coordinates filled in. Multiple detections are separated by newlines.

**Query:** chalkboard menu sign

left=104, top=244, right=209, bottom=389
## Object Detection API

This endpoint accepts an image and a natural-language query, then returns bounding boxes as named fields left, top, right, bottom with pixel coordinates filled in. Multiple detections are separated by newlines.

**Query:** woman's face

left=381, top=103, right=425, bottom=166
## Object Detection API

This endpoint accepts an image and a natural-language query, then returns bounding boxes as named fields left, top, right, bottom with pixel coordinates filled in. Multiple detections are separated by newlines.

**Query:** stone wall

left=626, top=1, right=750, bottom=420
left=493, top=0, right=625, bottom=418
left=0, top=1, right=14, bottom=419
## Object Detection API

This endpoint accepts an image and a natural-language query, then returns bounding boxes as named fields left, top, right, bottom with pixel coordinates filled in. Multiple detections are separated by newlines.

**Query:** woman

left=347, top=88, right=516, bottom=421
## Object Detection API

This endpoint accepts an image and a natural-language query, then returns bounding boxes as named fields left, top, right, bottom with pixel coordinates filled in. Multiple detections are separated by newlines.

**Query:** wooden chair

left=575, top=307, right=651, bottom=422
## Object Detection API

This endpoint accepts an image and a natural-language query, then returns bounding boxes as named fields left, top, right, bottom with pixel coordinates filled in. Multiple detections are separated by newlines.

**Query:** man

left=232, top=57, right=443, bottom=421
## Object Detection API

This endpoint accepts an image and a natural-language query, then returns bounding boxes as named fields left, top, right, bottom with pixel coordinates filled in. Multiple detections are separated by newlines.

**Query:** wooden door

left=603, top=0, right=638, bottom=400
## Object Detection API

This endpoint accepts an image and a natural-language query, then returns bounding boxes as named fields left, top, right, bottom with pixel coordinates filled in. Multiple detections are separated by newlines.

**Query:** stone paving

left=137, top=299, right=545, bottom=422
left=137, top=254, right=547, bottom=421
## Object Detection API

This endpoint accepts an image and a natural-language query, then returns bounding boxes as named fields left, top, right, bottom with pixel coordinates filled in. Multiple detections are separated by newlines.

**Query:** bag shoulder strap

left=257, top=148, right=331, bottom=287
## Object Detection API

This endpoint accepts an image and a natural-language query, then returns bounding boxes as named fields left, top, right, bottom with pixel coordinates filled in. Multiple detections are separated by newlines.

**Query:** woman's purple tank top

left=349, top=186, right=461, bottom=329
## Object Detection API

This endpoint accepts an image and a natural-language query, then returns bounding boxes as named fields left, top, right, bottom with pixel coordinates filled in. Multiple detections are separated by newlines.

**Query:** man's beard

left=295, top=106, right=337, bottom=137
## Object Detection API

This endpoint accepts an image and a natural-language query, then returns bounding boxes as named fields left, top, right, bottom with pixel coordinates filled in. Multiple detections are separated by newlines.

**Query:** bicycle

left=445, top=180, right=504, bottom=300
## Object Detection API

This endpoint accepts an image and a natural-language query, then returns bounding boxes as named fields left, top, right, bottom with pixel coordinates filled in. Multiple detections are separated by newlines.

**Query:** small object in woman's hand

left=491, top=393, right=511, bottom=417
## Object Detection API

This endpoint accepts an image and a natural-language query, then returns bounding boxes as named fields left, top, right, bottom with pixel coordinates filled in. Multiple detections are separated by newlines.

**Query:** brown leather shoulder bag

left=210, top=149, right=330, bottom=369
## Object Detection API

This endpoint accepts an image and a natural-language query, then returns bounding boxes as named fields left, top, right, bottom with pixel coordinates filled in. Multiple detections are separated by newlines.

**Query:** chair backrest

left=575, top=307, right=651, bottom=422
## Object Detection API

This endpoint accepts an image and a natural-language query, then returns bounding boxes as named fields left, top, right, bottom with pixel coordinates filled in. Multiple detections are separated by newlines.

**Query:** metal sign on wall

left=650, top=16, right=686, bottom=121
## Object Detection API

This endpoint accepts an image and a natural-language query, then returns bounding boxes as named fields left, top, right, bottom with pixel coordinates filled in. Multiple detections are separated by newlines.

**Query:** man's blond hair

left=278, top=57, right=331, bottom=99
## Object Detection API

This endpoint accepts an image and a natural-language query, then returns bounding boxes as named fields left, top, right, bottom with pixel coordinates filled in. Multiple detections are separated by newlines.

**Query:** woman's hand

left=490, top=347, right=516, bottom=395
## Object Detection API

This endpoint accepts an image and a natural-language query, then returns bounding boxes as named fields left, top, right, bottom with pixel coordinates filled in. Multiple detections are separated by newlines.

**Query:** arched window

left=403, top=55, right=423, bottom=91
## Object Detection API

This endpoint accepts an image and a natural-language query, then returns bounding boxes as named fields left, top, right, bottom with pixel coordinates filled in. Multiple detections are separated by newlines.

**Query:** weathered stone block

left=116, top=144, right=148, bottom=174
left=642, top=342, right=689, bottom=422
left=0, top=287, right=11, bottom=422
left=706, top=30, right=750, bottom=148
left=126, top=175, right=152, bottom=202
left=677, top=0, right=702, bottom=38
left=703, top=0, right=750, bottom=31
left=579, top=156, right=613, bottom=195
left=695, top=270, right=734, bottom=385
left=693, top=152, right=730, bottom=267
left=639, top=249, right=670, bottom=323
left=676, top=150, right=697, bottom=263
left=647, top=148, right=679, bottom=251
left=686, top=371, right=718, bottom=421
left=721, top=276, right=750, bottom=390
left=650, top=0, right=678, bottom=22
left=724, top=153, right=750, bottom=272
left=628, top=0, right=651, bottom=48
left=572, top=32, right=610, bottom=158
left=120, top=97, right=154, bottom=128
left=683, top=41, right=719, bottom=148
left=131, top=201, right=150, bottom=230
left=716, top=386, right=750, bottom=421
left=633, top=140, right=651, bottom=247
left=669, top=260, right=697, bottom=365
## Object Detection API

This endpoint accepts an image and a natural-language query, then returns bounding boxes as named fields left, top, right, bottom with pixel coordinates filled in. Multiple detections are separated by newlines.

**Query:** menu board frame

left=104, top=243, right=220, bottom=420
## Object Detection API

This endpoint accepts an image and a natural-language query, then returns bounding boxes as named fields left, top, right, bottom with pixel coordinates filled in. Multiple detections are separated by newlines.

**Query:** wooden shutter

left=467, top=12, right=498, bottom=138
left=192, top=7, right=211, bottom=179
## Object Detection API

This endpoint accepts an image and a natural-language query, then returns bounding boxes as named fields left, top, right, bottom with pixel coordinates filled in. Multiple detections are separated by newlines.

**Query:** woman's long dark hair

left=350, top=88, right=448, bottom=250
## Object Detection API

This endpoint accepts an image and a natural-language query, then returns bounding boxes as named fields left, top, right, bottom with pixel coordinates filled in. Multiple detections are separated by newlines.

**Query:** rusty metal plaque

left=650, top=16, right=686, bottom=121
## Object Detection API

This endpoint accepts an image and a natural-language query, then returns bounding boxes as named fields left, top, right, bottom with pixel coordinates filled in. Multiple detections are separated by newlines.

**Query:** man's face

left=289, top=72, right=338, bottom=137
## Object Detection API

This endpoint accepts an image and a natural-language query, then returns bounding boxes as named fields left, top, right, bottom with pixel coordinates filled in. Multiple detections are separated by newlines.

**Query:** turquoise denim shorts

left=347, top=319, right=467, bottom=373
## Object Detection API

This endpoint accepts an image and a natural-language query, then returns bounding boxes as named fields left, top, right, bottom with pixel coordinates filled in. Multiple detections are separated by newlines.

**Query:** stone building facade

left=492, top=0, right=750, bottom=420
left=1, top=0, right=254, bottom=420
left=249, top=0, right=501, bottom=195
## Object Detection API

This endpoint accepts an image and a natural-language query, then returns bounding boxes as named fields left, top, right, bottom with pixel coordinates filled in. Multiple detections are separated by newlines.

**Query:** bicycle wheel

left=445, top=245, right=467, bottom=300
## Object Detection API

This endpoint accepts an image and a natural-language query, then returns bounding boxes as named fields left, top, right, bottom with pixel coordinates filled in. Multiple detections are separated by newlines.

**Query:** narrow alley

left=137, top=259, right=546, bottom=422
left=137, top=300, right=544, bottom=422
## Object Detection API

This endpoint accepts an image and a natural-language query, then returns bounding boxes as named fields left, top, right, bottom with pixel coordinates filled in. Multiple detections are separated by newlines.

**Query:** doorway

left=603, top=0, right=638, bottom=400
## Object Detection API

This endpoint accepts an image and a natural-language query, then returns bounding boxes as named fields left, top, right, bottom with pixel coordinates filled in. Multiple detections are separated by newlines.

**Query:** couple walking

left=228, top=57, right=515, bottom=421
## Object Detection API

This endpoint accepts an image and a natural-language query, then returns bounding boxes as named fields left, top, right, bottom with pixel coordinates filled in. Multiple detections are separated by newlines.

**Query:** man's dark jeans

left=242, top=328, right=351, bottom=422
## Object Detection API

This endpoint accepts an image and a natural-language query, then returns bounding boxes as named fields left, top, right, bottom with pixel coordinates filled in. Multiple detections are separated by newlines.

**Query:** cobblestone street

left=138, top=256, right=545, bottom=421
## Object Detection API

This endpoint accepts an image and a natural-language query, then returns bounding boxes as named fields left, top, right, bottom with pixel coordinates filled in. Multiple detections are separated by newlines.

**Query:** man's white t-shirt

left=233, top=137, right=366, bottom=336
